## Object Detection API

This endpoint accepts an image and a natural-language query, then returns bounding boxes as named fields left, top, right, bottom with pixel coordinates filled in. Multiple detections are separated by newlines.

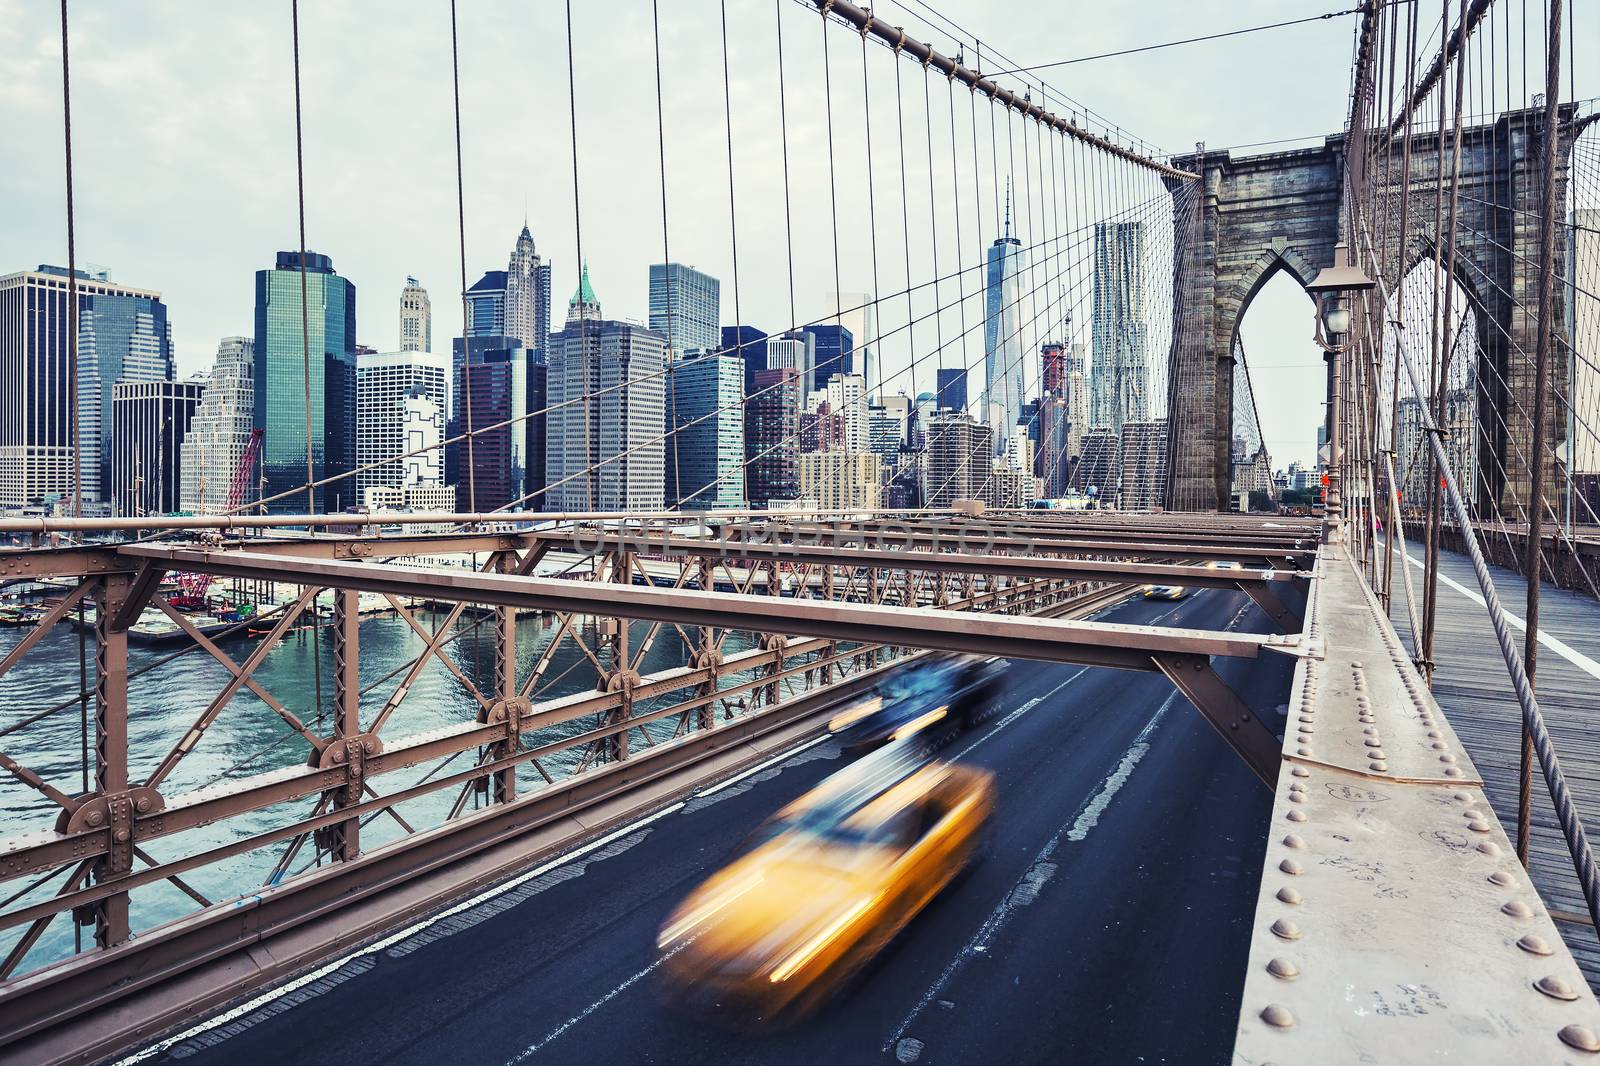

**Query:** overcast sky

left=2, top=0, right=1594, bottom=469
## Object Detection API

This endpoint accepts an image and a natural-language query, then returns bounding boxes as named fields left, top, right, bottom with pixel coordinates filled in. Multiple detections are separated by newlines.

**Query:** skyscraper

left=1066, top=369, right=1089, bottom=461
left=400, top=276, right=431, bottom=352
left=465, top=270, right=508, bottom=338
left=764, top=330, right=811, bottom=391
left=546, top=265, right=666, bottom=511
left=0, top=266, right=172, bottom=510
left=506, top=224, right=552, bottom=357
left=935, top=367, right=968, bottom=413
left=824, top=373, right=869, bottom=453
left=826, top=291, right=875, bottom=391
left=984, top=190, right=1026, bottom=454
left=253, top=250, right=357, bottom=513
left=356, top=349, right=449, bottom=503
left=802, top=323, right=853, bottom=395
left=456, top=348, right=539, bottom=512
left=1041, top=342, right=1066, bottom=397
left=722, top=324, right=770, bottom=396
left=669, top=350, right=745, bottom=510
left=1119, top=419, right=1167, bottom=510
left=110, top=379, right=204, bottom=517
left=650, top=263, right=721, bottom=355
left=1036, top=395, right=1071, bottom=499
left=925, top=413, right=993, bottom=507
left=180, top=336, right=256, bottom=514
left=800, top=449, right=882, bottom=511
left=746, top=366, right=801, bottom=506
left=1091, top=221, right=1149, bottom=436
left=1073, top=428, right=1121, bottom=504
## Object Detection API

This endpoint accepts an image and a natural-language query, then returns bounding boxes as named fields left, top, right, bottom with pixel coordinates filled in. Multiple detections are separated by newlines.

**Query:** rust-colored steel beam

left=716, top=526, right=1312, bottom=565
left=1152, top=652, right=1282, bottom=787
left=527, top=531, right=1307, bottom=589
left=0, top=579, right=91, bottom=681
left=0, top=507, right=957, bottom=537
left=117, top=546, right=1285, bottom=670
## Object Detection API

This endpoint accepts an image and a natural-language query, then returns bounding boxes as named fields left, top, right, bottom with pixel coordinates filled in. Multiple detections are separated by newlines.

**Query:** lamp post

left=1308, top=242, right=1374, bottom=547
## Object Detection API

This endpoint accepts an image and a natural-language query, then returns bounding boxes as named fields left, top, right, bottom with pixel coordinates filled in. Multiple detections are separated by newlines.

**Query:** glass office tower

left=984, top=204, right=1026, bottom=455
left=253, top=251, right=357, bottom=513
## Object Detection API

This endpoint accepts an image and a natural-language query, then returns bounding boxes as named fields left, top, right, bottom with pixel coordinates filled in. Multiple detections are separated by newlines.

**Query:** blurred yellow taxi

left=657, top=745, right=994, bottom=1024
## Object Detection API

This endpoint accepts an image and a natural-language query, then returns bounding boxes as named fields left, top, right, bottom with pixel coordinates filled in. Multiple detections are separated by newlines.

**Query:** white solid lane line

left=502, top=943, right=692, bottom=1063
left=1393, top=549, right=1600, bottom=681
left=884, top=692, right=1179, bottom=1054
left=695, top=734, right=832, bottom=798
left=115, top=801, right=687, bottom=1065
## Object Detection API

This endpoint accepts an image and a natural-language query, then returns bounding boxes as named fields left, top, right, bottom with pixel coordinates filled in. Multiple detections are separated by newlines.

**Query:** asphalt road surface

left=136, top=587, right=1290, bottom=1066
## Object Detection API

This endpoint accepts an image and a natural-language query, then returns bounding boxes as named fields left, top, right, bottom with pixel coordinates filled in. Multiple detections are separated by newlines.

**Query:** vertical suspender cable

left=889, top=40, right=911, bottom=407
left=775, top=0, right=798, bottom=333
left=563, top=0, right=593, bottom=510
left=291, top=0, right=315, bottom=516
left=650, top=0, right=681, bottom=506
left=60, top=0, right=81, bottom=521
left=289, top=0, right=323, bottom=740
left=946, top=76, right=967, bottom=394
left=449, top=0, right=475, bottom=513
left=922, top=63, right=943, bottom=399
left=717, top=0, right=747, bottom=507
left=1519, top=0, right=1564, bottom=868
left=859, top=25, right=885, bottom=403
left=1419, top=0, right=1451, bottom=684
left=821, top=6, right=845, bottom=368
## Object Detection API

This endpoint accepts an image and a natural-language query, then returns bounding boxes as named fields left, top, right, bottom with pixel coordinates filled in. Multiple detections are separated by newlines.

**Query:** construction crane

left=170, top=429, right=263, bottom=611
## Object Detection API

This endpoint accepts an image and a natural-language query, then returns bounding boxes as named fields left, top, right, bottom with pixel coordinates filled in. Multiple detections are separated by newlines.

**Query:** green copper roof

left=571, top=260, right=597, bottom=305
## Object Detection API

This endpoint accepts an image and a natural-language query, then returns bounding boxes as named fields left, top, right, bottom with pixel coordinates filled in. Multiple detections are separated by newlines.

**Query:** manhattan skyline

left=0, top=0, right=1432, bottom=469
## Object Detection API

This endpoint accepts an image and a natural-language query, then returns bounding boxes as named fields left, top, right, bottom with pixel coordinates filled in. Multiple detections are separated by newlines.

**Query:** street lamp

left=1306, top=241, right=1374, bottom=545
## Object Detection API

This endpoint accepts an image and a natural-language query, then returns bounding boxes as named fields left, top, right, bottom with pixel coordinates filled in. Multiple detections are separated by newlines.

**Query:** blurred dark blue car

left=827, top=654, right=1004, bottom=751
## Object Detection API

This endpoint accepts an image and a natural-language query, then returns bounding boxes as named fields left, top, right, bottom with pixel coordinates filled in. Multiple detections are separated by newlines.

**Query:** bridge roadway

left=132, top=587, right=1288, bottom=1065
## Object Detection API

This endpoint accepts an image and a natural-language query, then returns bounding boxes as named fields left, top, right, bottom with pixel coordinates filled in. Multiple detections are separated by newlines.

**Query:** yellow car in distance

left=657, top=745, right=995, bottom=1025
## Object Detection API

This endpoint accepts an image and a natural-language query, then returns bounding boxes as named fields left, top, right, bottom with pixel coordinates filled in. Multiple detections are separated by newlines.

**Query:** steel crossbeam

left=522, top=531, right=1308, bottom=591
left=115, top=545, right=1286, bottom=669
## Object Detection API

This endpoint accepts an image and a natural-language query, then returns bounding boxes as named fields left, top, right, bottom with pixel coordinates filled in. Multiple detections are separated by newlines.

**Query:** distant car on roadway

left=1141, top=584, right=1186, bottom=600
left=827, top=654, right=1003, bottom=750
left=1205, top=560, right=1245, bottom=571
left=657, top=745, right=995, bottom=1025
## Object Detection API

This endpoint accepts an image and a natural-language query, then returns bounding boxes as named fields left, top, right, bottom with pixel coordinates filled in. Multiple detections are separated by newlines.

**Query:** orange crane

left=170, top=428, right=263, bottom=610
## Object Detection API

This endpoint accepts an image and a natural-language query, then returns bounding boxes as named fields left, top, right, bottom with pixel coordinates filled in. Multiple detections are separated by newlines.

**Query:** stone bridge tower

left=1164, top=105, right=1587, bottom=516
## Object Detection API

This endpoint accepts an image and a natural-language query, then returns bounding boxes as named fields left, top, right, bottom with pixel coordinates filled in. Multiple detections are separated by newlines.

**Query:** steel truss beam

left=523, top=531, right=1307, bottom=592
left=116, top=546, right=1289, bottom=670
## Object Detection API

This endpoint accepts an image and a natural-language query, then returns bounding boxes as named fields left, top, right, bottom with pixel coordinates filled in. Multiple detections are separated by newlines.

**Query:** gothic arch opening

left=1234, top=268, right=1323, bottom=510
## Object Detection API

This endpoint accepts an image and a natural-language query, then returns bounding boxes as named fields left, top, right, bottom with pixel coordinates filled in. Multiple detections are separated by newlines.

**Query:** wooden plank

left=1389, top=548, right=1600, bottom=992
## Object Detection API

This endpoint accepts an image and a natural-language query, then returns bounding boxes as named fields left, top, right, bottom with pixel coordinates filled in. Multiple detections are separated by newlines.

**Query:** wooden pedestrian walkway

left=1387, top=545, right=1600, bottom=990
